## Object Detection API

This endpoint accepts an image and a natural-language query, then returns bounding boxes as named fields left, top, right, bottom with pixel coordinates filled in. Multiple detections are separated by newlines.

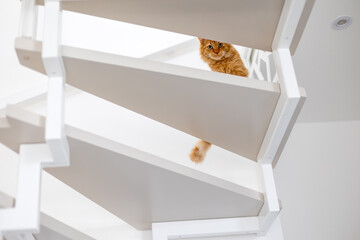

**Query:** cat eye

left=218, top=43, right=223, bottom=48
left=207, top=45, right=213, bottom=50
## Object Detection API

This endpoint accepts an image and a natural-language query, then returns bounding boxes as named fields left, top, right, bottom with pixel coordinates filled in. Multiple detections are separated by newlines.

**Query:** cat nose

left=214, top=50, right=219, bottom=54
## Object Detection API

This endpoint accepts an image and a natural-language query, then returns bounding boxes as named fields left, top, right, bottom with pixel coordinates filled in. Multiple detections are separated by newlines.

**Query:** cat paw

left=189, top=146, right=205, bottom=163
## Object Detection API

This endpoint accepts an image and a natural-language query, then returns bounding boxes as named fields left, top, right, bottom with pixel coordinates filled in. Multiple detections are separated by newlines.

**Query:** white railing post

left=257, top=49, right=301, bottom=165
left=248, top=50, right=273, bottom=82
left=0, top=144, right=53, bottom=237
left=0, top=0, right=69, bottom=238
left=0, top=0, right=41, bottom=238
left=256, top=0, right=306, bottom=236
left=257, top=164, right=280, bottom=236
left=42, top=0, right=69, bottom=167
left=18, top=0, right=38, bottom=39
left=272, top=0, right=307, bottom=50
left=258, top=0, right=305, bottom=165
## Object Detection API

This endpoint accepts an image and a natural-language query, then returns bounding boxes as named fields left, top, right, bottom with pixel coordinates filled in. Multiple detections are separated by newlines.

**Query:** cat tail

left=189, top=140, right=212, bottom=163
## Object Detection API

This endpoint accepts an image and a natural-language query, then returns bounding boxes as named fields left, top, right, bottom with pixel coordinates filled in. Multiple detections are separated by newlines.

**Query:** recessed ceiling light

left=332, top=16, right=353, bottom=30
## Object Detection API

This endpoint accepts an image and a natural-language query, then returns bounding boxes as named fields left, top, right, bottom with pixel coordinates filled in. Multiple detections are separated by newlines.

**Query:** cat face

left=198, top=38, right=232, bottom=61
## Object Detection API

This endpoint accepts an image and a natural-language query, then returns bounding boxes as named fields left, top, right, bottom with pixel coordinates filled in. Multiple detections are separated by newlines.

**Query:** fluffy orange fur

left=198, top=38, right=248, bottom=77
left=189, top=140, right=212, bottom=164
left=189, top=38, right=249, bottom=163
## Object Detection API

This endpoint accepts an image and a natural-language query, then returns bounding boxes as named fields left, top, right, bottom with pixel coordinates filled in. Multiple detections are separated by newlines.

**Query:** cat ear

left=198, top=37, right=206, bottom=44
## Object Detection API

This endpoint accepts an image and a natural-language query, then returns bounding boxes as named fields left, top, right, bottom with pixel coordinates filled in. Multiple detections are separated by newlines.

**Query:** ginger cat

left=189, top=38, right=249, bottom=163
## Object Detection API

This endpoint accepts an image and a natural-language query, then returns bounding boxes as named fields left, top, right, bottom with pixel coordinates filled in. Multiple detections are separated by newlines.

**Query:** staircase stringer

left=0, top=0, right=69, bottom=238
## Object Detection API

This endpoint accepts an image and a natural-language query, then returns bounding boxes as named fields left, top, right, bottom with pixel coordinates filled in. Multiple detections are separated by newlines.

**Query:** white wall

left=275, top=121, right=360, bottom=240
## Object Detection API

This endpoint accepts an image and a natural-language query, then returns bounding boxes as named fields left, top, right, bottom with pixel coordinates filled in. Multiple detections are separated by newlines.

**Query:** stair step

left=35, top=0, right=286, bottom=51
left=15, top=37, right=288, bottom=162
left=0, top=106, right=263, bottom=230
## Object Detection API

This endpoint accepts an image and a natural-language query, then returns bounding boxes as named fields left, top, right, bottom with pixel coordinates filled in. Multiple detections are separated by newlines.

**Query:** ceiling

left=293, top=0, right=360, bottom=122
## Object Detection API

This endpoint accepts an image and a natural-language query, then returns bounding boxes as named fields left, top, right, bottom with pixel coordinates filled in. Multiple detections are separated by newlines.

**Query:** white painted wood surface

left=15, top=37, right=281, bottom=161
left=42, top=0, right=69, bottom=167
left=257, top=49, right=305, bottom=165
left=0, top=144, right=45, bottom=233
left=0, top=191, right=14, bottom=209
left=35, top=0, right=285, bottom=51
left=6, top=86, right=263, bottom=193
left=152, top=217, right=259, bottom=239
left=39, top=214, right=95, bottom=240
left=0, top=106, right=263, bottom=230
left=257, top=164, right=280, bottom=236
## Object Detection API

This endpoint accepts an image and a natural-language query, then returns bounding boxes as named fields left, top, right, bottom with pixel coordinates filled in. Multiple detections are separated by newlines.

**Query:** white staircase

left=0, top=0, right=311, bottom=239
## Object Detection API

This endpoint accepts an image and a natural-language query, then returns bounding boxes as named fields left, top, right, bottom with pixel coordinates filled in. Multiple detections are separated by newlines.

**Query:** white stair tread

left=36, top=0, right=285, bottom=51
left=21, top=86, right=263, bottom=193
left=0, top=106, right=263, bottom=230
left=16, top=37, right=282, bottom=161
